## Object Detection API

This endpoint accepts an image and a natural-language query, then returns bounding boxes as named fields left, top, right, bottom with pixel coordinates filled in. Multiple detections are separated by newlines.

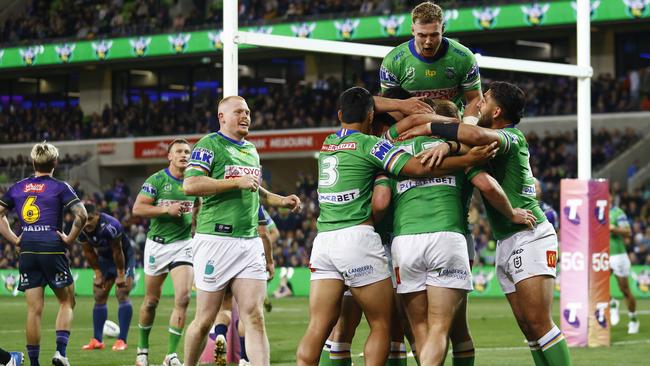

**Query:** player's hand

left=57, top=230, right=75, bottom=246
left=399, top=97, right=434, bottom=115
left=93, top=271, right=105, bottom=290
left=282, top=194, right=302, bottom=213
left=167, top=202, right=182, bottom=217
left=13, top=234, right=22, bottom=247
left=236, top=175, right=260, bottom=192
left=511, top=208, right=537, bottom=229
left=467, top=142, right=498, bottom=165
left=266, top=261, right=275, bottom=281
left=416, top=143, right=450, bottom=168
left=115, top=274, right=127, bottom=288
left=398, top=123, right=432, bottom=141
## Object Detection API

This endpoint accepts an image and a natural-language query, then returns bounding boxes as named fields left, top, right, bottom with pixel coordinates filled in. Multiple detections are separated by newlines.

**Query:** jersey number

left=319, top=156, right=339, bottom=187
left=22, top=196, right=41, bottom=224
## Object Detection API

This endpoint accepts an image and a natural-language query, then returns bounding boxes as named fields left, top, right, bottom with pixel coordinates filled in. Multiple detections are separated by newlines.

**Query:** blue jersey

left=0, top=175, right=79, bottom=252
left=79, top=213, right=133, bottom=260
left=540, top=201, right=559, bottom=231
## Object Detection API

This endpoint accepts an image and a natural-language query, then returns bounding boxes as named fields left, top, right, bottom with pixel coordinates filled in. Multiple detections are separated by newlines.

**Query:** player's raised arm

left=383, top=113, right=459, bottom=142
left=373, top=95, right=433, bottom=115
left=400, top=142, right=498, bottom=178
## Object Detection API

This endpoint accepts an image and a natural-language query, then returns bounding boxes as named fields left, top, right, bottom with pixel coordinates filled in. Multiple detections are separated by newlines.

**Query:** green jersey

left=317, top=130, right=411, bottom=232
left=481, top=128, right=546, bottom=240
left=389, top=136, right=466, bottom=236
left=139, top=168, right=196, bottom=244
left=610, top=207, right=629, bottom=255
left=380, top=37, right=481, bottom=110
left=185, top=132, right=261, bottom=238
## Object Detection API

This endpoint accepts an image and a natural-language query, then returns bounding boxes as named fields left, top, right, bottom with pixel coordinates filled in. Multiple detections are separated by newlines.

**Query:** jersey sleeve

left=105, top=220, right=123, bottom=241
left=616, top=211, right=630, bottom=229
left=374, top=173, right=391, bottom=188
left=60, top=182, right=81, bottom=209
left=0, top=186, right=15, bottom=210
left=382, top=125, right=399, bottom=142
left=380, top=51, right=401, bottom=92
left=139, top=175, right=158, bottom=199
left=367, top=137, right=412, bottom=176
left=186, top=136, right=216, bottom=178
left=495, top=129, right=521, bottom=156
left=461, top=53, right=481, bottom=92
left=466, top=166, right=485, bottom=181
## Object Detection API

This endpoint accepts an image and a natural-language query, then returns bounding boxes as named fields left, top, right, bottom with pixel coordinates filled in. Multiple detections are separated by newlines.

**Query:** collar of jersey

left=336, top=129, right=359, bottom=137
left=164, top=168, right=183, bottom=183
left=408, top=37, right=449, bottom=64
left=216, top=131, right=245, bottom=146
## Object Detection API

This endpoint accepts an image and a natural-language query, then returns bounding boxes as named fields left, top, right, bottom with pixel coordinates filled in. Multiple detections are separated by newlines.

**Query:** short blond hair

left=30, top=141, right=59, bottom=172
left=218, top=95, right=246, bottom=112
left=412, top=1, right=444, bottom=24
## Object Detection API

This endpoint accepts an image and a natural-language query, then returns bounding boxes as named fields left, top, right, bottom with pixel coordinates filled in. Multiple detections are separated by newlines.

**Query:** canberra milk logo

left=92, top=40, right=113, bottom=60
left=521, top=3, right=551, bottom=26
left=564, top=199, right=582, bottom=225
left=291, top=23, right=316, bottom=38
left=624, top=0, right=650, bottom=18
left=130, top=37, right=152, bottom=57
left=55, top=43, right=76, bottom=63
left=19, top=45, right=44, bottom=66
left=571, top=1, right=601, bottom=19
left=594, top=199, right=608, bottom=225
left=563, top=302, right=582, bottom=328
left=168, top=33, right=191, bottom=54
left=334, top=19, right=360, bottom=40
left=379, top=15, right=405, bottom=36
left=472, top=7, right=501, bottom=30
left=208, top=31, right=223, bottom=50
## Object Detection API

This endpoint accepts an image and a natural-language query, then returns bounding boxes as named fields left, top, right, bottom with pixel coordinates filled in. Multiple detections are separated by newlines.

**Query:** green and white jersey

left=389, top=136, right=466, bottom=236
left=139, top=168, right=196, bottom=244
left=610, top=206, right=629, bottom=255
left=317, top=129, right=411, bottom=232
left=481, top=127, right=546, bottom=240
left=185, top=132, right=261, bottom=238
left=380, top=37, right=481, bottom=110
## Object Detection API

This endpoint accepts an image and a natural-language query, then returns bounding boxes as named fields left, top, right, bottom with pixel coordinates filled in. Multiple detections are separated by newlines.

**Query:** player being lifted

left=296, top=87, right=497, bottom=366
left=182, top=96, right=301, bottom=366
left=132, top=139, right=200, bottom=366
left=0, top=142, right=87, bottom=366
left=401, top=82, right=573, bottom=366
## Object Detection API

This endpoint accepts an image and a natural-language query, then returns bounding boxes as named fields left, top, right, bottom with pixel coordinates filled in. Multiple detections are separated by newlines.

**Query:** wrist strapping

left=429, top=122, right=460, bottom=141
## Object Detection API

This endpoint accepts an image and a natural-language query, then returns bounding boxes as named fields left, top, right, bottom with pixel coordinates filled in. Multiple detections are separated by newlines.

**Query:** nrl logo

left=168, top=33, right=191, bottom=54
left=19, top=45, right=44, bottom=66
left=521, top=3, right=551, bottom=26
left=130, top=37, right=152, bottom=57
left=623, top=0, right=650, bottom=18
left=291, top=22, right=316, bottom=38
left=472, top=7, right=501, bottom=30
left=334, top=19, right=360, bottom=40
left=570, top=1, right=601, bottom=18
left=379, top=15, right=405, bottom=37
left=1, top=273, right=19, bottom=296
left=55, top=43, right=76, bottom=63
left=92, top=40, right=113, bottom=60
left=208, top=31, right=223, bottom=50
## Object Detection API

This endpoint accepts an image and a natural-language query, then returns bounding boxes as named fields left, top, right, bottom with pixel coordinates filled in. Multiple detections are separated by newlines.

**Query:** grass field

left=0, top=296, right=648, bottom=366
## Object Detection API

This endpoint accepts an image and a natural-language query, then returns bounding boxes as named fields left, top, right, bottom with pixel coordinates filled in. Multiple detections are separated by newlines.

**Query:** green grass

left=0, top=296, right=648, bottom=365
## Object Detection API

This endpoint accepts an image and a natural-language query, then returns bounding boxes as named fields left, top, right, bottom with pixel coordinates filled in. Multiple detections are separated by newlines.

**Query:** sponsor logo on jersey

left=405, top=66, right=415, bottom=81
left=513, top=256, right=522, bottom=269
left=321, top=142, right=357, bottom=152
left=141, top=183, right=157, bottom=196
left=521, top=184, right=536, bottom=196
left=424, top=69, right=436, bottom=77
left=396, top=176, right=456, bottom=194
left=371, top=140, right=395, bottom=161
left=410, top=88, right=458, bottom=100
left=379, top=66, right=399, bottom=85
left=21, top=225, right=52, bottom=232
left=24, top=183, right=45, bottom=193
left=521, top=3, right=550, bottom=26
left=318, top=189, right=360, bottom=205
left=465, top=63, right=480, bottom=81
left=158, top=199, right=195, bottom=213
left=345, top=264, right=374, bottom=280
left=224, top=165, right=261, bottom=179
left=394, top=267, right=401, bottom=284
left=190, top=148, right=215, bottom=167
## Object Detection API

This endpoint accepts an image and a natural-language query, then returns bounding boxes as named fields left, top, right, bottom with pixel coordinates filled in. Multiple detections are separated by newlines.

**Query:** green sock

left=137, top=324, right=152, bottom=350
left=452, top=340, right=475, bottom=366
left=630, top=312, right=638, bottom=322
left=167, top=326, right=183, bottom=354
left=319, top=343, right=331, bottom=366
left=387, top=342, right=407, bottom=366
left=528, top=342, right=548, bottom=366
left=386, top=359, right=407, bottom=366
left=329, top=341, right=351, bottom=366
left=539, top=326, right=572, bottom=366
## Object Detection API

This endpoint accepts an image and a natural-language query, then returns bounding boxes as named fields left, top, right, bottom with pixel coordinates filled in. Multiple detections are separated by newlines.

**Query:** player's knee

left=28, top=302, right=44, bottom=316
left=144, top=296, right=159, bottom=310
left=243, top=308, right=265, bottom=330
left=175, top=292, right=191, bottom=310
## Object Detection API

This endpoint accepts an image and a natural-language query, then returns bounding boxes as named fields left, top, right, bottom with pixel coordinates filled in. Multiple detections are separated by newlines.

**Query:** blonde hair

left=218, top=95, right=246, bottom=112
left=30, top=141, right=59, bottom=172
left=412, top=1, right=444, bottom=24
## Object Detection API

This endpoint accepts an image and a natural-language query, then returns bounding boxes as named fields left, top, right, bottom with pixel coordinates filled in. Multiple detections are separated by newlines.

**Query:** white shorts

left=383, top=243, right=398, bottom=289
left=192, top=233, right=267, bottom=292
left=144, top=238, right=193, bottom=276
left=391, top=232, right=472, bottom=294
left=309, top=225, right=391, bottom=288
left=496, top=220, right=558, bottom=294
left=610, top=253, right=631, bottom=278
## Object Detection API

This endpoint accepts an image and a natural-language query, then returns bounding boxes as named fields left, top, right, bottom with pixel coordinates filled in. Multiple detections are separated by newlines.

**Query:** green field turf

left=0, top=296, right=648, bottom=365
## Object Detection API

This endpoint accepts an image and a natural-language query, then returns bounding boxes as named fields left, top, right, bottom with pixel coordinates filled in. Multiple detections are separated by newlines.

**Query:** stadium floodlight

left=223, top=0, right=593, bottom=178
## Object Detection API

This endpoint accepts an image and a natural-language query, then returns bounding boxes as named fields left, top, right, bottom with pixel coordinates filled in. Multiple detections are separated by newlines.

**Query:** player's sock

left=55, top=330, right=70, bottom=357
left=0, top=347, right=11, bottom=364
left=386, top=341, right=407, bottom=366
left=328, top=341, right=351, bottom=366
left=209, top=324, right=228, bottom=341
left=239, top=336, right=248, bottom=361
left=167, top=326, right=183, bottom=355
left=93, top=303, right=108, bottom=342
left=118, top=300, right=133, bottom=342
left=319, top=341, right=332, bottom=366
left=452, top=340, right=475, bottom=366
left=629, top=312, right=638, bottom=322
left=538, top=326, right=572, bottom=366
left=137, top=323, right=152, bottom=350
left=26, top=344, right=40, bottom=366
left=528, top=341, right=548, bottom=366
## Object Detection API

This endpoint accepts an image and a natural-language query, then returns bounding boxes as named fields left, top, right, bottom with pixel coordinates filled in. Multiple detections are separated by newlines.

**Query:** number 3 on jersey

left=319, top=156, right=339, bottom=187
left=22, top=196, right=41, bottom=224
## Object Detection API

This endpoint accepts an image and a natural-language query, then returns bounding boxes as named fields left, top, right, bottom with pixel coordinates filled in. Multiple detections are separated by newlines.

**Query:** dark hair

left=84, top=203, right=97, bottom=216
left=33, top=159, right=57, bottom=173
left=338, top=87, right=375, bottom=123
left=382, top=86, right=412, bottom=100
left=373, top=112, right=397, bottom=128
left=488, top=81, right=526, bottom=124
left=168, top=138, right=190, bottom=153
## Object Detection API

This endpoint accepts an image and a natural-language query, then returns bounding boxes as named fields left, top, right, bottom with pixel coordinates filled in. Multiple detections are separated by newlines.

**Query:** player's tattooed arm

left=110, top=237, right=127, bottom=288
left=373, top=96, right=433, bottom=115
left=259, top=187, right=302, bottom=213
left=58, top=202, right=88, bottom=246
left=183, top=175, right=258, bottom=196
left=471, top=171, right=536, bottom=229
left=0, top=207, right=20, bottom=246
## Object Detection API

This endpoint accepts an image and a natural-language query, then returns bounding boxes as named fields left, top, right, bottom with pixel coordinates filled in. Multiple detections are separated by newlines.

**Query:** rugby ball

left=103, top=320, right=120, bottom=338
